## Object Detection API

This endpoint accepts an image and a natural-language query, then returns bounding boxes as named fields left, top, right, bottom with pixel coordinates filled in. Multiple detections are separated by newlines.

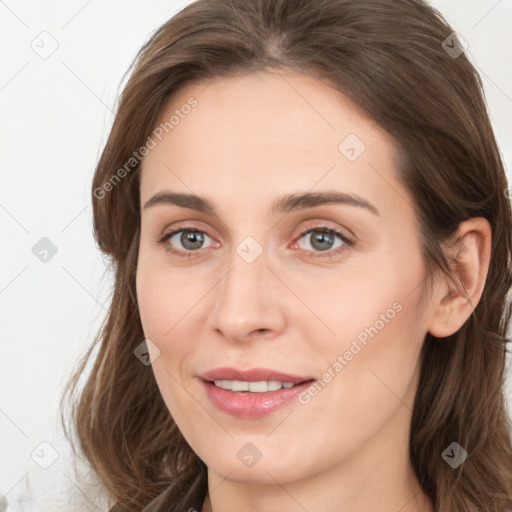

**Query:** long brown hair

left=61, top=0, right=512, bottom=510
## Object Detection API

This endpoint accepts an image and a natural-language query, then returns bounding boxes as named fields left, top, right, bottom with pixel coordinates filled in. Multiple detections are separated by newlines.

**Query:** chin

left=203, top=452, right=315, bottom=486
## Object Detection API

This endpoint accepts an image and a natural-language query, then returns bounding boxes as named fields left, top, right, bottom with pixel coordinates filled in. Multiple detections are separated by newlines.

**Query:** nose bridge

left=210, top=236, right=285, bottom=341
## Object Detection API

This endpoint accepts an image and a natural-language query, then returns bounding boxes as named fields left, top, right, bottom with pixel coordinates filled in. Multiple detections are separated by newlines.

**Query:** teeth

left=213, top=380, right=298, bottom=392
left=232, top=380, right=248, bottom=392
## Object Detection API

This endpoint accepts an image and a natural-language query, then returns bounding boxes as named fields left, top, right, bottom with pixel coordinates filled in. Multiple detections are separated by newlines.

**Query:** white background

left=1, top=1, right=511, bottom=510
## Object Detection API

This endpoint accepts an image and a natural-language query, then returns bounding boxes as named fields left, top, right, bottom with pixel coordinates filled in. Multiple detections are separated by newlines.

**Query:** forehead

left=139, top=70, right=404, bottom=220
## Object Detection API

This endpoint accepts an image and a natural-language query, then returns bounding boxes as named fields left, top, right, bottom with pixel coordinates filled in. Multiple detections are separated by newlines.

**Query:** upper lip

left=199, top=367, right=315, bottom=384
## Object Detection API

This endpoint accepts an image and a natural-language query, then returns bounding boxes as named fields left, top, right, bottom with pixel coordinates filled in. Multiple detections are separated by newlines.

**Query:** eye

left=158, top=224, right=355, bottom=259
left=293, top=225, right=354, bottom=258
left=159, top=228, right=215, bottom=257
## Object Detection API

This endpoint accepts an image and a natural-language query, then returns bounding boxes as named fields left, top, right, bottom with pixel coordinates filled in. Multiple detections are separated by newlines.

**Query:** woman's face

left=136, top=70, right=437, bottom=486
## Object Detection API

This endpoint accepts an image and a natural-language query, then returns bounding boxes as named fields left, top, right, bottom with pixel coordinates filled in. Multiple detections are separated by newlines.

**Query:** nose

left=210, top=247, right=287, bottom=344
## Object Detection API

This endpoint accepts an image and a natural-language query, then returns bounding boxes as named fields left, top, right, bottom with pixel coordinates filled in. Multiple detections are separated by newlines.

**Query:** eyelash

left=157, top=224, right=355, bottom=259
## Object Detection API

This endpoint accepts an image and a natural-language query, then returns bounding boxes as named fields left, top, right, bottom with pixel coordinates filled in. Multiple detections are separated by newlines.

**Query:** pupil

left=312, top=231, right=333, bottom=251
left=183, top=231, right=203, bottom=249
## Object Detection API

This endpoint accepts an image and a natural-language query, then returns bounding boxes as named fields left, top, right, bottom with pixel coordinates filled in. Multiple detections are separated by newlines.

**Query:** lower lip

left=201, top=380, right=314, bottom=418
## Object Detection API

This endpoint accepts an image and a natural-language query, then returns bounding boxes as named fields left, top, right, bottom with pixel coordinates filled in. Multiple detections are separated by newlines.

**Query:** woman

left=61, top=0, right=512, bottom=511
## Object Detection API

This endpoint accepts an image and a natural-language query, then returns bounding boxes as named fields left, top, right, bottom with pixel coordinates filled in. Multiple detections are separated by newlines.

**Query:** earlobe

left=427, top=218, right=492, bottom=339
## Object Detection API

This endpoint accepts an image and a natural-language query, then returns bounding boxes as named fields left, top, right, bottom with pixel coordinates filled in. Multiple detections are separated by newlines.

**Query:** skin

left=135, top=69, right=491, bottom=512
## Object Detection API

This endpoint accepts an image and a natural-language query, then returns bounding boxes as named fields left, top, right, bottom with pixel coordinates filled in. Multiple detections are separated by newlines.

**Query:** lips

left=199, top=367, right=314, bottom=384
left=199, top=367, right=316, bottom=418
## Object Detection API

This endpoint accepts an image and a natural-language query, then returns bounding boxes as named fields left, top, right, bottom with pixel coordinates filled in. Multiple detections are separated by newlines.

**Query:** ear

left=427, top=217, right=492, bottom=338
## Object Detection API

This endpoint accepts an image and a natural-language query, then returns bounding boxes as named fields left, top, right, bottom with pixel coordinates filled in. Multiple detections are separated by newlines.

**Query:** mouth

left=207, top=379, right=314, bottom=393
left=199, top=366, right=315, bottom=385
left=198, top=367, right=316, bottom=418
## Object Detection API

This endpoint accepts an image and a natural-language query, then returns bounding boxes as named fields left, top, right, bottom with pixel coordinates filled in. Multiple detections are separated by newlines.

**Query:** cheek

left=297, top=294, right=425, bottom=459
left=136, top=261, right=201, bottom=343
left=136, top=269, right=170, bottom=340
left=305, top=245, right=427, bottom=394
left=135, top=261, right=208, bottom=411
left=136, top=264, right=203, bottom=432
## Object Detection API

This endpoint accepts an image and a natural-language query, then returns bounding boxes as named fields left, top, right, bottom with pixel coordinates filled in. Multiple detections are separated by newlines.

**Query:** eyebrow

left=143, top=190, right=380, bottom=216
